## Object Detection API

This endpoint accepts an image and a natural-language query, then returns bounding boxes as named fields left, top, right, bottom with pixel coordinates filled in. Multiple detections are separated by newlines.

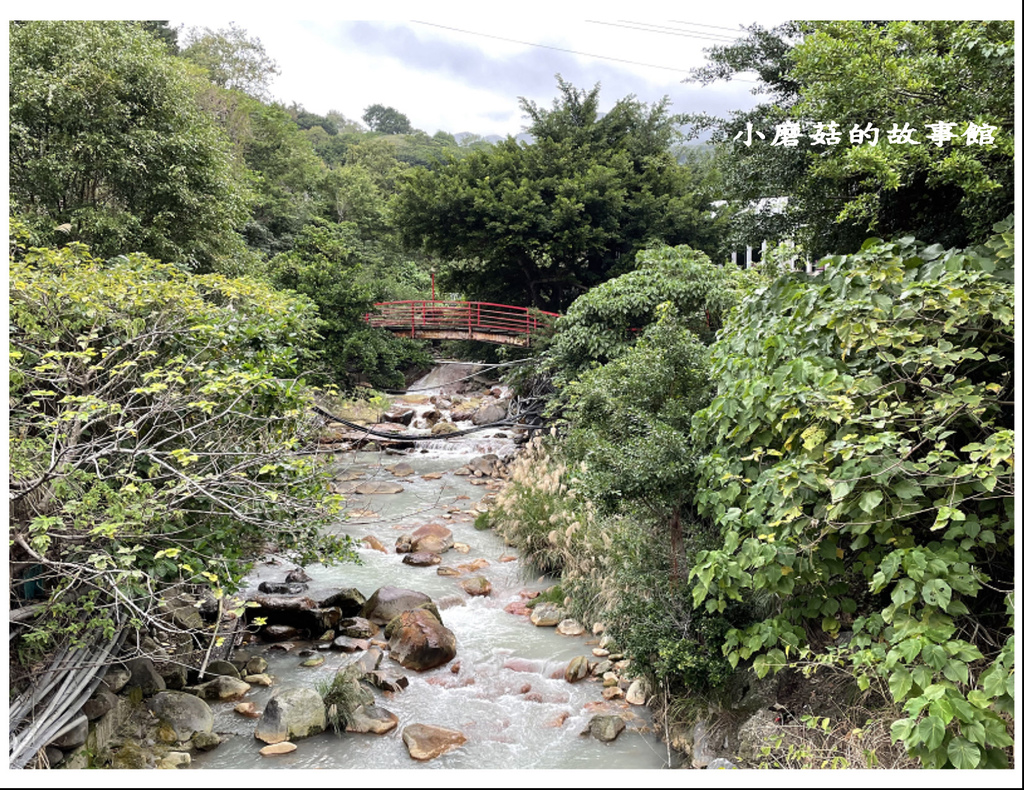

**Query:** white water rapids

left=189, top=366, right=672, bottom=771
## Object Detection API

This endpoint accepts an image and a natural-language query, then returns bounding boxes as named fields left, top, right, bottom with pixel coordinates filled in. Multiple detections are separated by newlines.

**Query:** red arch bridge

left=365, top=300, right=561, bottom=347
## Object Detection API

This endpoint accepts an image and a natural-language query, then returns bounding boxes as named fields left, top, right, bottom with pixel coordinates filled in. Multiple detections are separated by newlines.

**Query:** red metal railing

left=365, top=300, right=560, bottom=339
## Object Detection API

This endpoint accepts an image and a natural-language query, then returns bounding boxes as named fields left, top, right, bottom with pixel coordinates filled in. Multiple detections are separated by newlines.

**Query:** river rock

left=355, top=481, right=404, bottom=495
left=530, top=602, right=565, bottom=627
left=147, top=691, right=214, bottom=741
left=235, top=702, right=261, bottom=718
left=353, top=646, right=384, bottom=674
left=260, top=742, right=297, bottom=756
left=255, top=688, right=326, bottom=744
left=331, top=636, right=371, bottom=652
left=156, top=751, right=191, bottom=769
left=361, top=535, right=388, bottom=553
left=603, top=687, right=625, bottom=700
left=402, top=723, right=467, bottom=761
left=339, top=616, right=377, bottom=639
left=300, top=655, right=325, bottom=667
left=626, top=678, right=651, bottom=706
left=395, top=534, right=413, bottom=553
left=161, top=593, right=205, bottom=631
left=384, top=408, right=414, bottom=426
left=124, top=657, right=166, bottom=696
left=388, top=462, right=416, bottom=477
left=245, top=656, right=268, bottom=675
left=387, top=609, right=457, bottom=671
left=286, top=568, right=311, bottom=583
left=362, top=586, right=433, bottom=625
left=565, top=656, right=590, bottom=684
left=365, top=670, right=410, bottom=694
left=192, top=731, right=222, bottom=752
left=467, top=454, right=500, bottom=476
left=83, top=687, right=118, bottom=720
left=314, top=587, right=366, bottom=616
left=556, top=618, right=586, bottom=636
left=431, top=421, right=459, bottom=435
left=261, top=624, right=302, bottom=642
left=191, top=675, right=251, bottom=702
left=583, top=714, right=626, bottom=742
left=411, top=523, right=454, bottom=552
left=346, top=704, right=400, bottom=735
left=246, top=673, right=274, bottom=687
left=459, top=576, right=492, bottom=596
left=706, top=758, right=739, bottom=769
left=402, top=551, right=442, bottom=567
left=437, top=565, right=460, bottom=577
left=51, top=716, right=88, bottom=750
left=257, top=581, right=307, bottom=595
left=205, top=659, right=240, bottom=679
left=472, top=402, right=507, bottom=425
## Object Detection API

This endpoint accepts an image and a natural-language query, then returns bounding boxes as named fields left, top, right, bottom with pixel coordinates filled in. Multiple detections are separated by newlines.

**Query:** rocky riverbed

left=55, top=365, right=668, bottom=771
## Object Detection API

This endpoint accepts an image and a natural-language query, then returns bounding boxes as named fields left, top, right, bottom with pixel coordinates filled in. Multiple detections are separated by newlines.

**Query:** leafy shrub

left=8, top=242, right=356, bottom=658
left=690, top=221, right=1015, bottom=768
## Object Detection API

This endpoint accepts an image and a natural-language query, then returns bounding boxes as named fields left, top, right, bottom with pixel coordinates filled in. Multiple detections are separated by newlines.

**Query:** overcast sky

left=14, top=2, right=1018, bottom=141
left=198, top=16, right=776, bottom=139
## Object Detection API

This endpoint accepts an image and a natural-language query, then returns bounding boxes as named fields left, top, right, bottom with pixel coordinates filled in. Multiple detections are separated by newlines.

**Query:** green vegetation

left=691, top=224, right=1014, bottom=768
left=6, top=18, right=1015, bottom=770
left=690, top=21, right=1013, bottom=258
left=8, top=239, right=356, bottom=659
left=392, top=78, right=725, bottom=311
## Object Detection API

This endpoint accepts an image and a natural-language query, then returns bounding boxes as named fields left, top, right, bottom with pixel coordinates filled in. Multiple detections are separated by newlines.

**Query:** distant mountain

left=454, top=131, right=534, bottom=146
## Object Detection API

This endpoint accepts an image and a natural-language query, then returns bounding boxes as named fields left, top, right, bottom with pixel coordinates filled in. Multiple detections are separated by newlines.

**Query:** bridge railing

left=366, top=300, right=560, bottom=339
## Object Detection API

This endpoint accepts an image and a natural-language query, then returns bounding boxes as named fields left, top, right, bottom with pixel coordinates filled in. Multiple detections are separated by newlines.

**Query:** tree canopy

left=691, top=21, right=1014, bottom=257
left=9, top=238, right=355, bottom=663
left=392, top=78, right=725, bottom=311
left=362, top=103, right=414, bottom=135
left=9, top=21, right=253, bottom=270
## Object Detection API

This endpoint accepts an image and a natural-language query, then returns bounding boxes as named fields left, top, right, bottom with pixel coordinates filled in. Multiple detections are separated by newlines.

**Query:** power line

left=592, top=19, right=737, bottom=43
left=410, top=20, right=691, bottom=74
left=666, top=19, right=747, bottom=33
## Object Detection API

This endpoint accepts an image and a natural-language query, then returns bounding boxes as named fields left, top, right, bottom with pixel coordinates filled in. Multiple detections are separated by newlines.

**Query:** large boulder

left=191, top=675, right=251, bottom=702
left=314, top=587, right=367, bottom=616
left=565, top=656, right=590, bottom=684
left=410, top=524, right=454, bottom=553
left=346, top=704, right=399, bottom=735
left=583, top=714, right=626, bottom=742
left=402, top=723, right=467, bottom=761
left=402, top=551, right=442, bottom=567
left=362, top=586, right=433, bottom=626
left=529, top=602, right=565, bottom=627
left=255, top=687, right=326, bottom=744
left=387, top=609, right=457, bottom=671
left=124, top=657, right=165, bottom=696
left=472, top=402, right=507, bottom=425
left=147, top=691, right=214, bottom=741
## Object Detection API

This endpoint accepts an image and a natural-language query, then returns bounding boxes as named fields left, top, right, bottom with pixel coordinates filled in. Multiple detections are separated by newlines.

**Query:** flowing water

left=190, top=366, right=671, bottom=771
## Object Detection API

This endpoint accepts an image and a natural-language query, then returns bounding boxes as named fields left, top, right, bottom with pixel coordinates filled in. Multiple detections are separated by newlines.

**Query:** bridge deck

left=366, top=300, right=560, bottom=346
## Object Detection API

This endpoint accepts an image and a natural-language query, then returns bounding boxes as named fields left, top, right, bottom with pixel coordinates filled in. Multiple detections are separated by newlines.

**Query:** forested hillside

left=8, top=19, right=1014, bottom=771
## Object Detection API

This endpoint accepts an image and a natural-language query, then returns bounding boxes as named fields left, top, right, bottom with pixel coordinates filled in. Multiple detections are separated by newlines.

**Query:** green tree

left=690, top=21, right=1014, bottom=257
left=393, top=79, right=724, bottom=311
left=180, top=22, right=280, bottom=100
left=8, top=239, right=355, bottom=667
left=267, top=220, right=431, bottom=389
left=690, top=222, right=1014, bottom=768
left=362, top=103, right=414, bottom=135
left=9, top=21, right=253, bottom=269
left=544, top=244, right=742, bottom=387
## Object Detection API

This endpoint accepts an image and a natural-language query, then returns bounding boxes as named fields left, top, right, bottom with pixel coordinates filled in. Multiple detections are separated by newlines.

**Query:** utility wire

left=410, top=21, right=691, bottom=74
left=588, top=19, right=738, bottom=44
left=665, top=19, right=748, bottom=33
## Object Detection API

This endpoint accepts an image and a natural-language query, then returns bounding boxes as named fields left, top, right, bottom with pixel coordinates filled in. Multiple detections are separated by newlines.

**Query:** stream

left=190, top=365, right=671, bottom=771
